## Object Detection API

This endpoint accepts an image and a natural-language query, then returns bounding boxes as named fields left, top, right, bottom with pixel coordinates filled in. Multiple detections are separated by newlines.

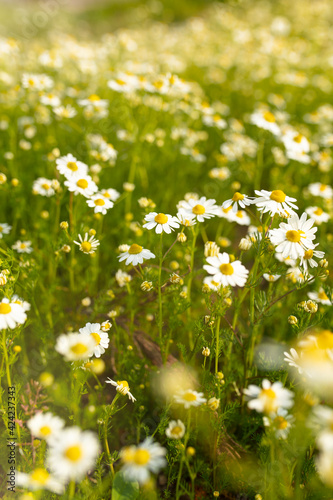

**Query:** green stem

left=158, top=233, right=163, bottom=341
left=2, top=330, right=12, bottom=387
left=176, top=411, right=192, bottom=500
left=68, top=480, right=76, bottom=499
left=215, top=316, right=221, bottom=374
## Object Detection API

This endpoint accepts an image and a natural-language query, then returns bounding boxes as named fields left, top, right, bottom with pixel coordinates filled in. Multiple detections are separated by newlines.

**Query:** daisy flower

left=115, top=269, right=132, bottom=287
left=203, top=276, right=223, bottom=291
left=269, top=212, right=317, bottom=260
left=174, top=389, right=207, bottom=409
left=308, top=182, right=333, bottom=199
left=74, top=233, right=100, bottom=254
left=308, top=288, right=332, bottom=306
left=222, top=192, right=253, bottom=213
left=86, top=194, right=114, bottom=214
left=231, top=209, right=251, bottom=226
left=316, top=449, right=333, bottom=487
left=12, top=240, right=33, bottom=253
left=263, top=408, right=294, bottom=439
left=203, top=252, right=249, bottom=288
left=305, top=206, right=330, bottom=225
left=143, top=212, right=180, bottom=234
left=165, top=420, right=185, bottom=439
left=17, top=469, right=64, bottom=494
left=79, top=322, right=110, bottom=358
left=0, top=223, right=11, bottom=238
left=47, top=427, right=100, bottom=482
left=40, top=93, right=61, bottom=107
left=56, top=154, right=88, bottom=179
left=243, top=379, right=294, bottom=415
left=250, top=109, right=281, bottom=135
left=100, top=188, right=120, bottom=201
left=282, top=130, right=310, bottom=163
left=0, top=297, right=27, bottom=329
left=53, top=104, right=77, bottom=118
left=118, top=244, right=155, bottom=266
left=300, top=247, right=325, bottom=272
left=32, top=177, right=55, bottom=197
left=55, top=332, right=95, bottom=361
left=106, top=378, right=136, bottom=402
left=176, top=211, right=196, bottom=227
left=120, top=437, right=166, bottom=485
left=253, top=189, right=298, bottom=216
left=27, top=412, right=65, bottom=441
left=311, top=405, right=333, bottom=443
left=263, top=273, right=281, bottom=282
left=64, top=173, right=98, bottom=198
left=178, top=196, right=219, bottom=223
left=283, top=348, right=303, bottom=374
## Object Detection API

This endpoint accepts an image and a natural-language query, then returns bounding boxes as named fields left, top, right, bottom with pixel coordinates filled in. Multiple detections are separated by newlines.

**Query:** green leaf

left=112, top=472, right=139, bottom=500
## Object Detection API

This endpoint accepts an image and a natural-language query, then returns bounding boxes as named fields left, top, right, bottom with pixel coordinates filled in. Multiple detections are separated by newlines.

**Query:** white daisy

left=106, top=378, right=136, bottom=402
left=79, top=322, right=110, bottom=358
left=176, top=211, right=197, bottom=227
left=77, top=94, right=108, bottom=108
left=64, top=173, right=98, bottom=198
left=269, top=212, right=317, bottom=260
left=118, top=244, right=155, bottom=266
left=283, top=348, right=303, bottom=374
left=263, top=273, right=281, bottom=282
left=115, top=269, right=132, bottom=287
left=282, top=130, right=310, bottom=155
left=165, top=420, right=185, bottom=439
left=56, top=154, right=88, bottom=179
left=0, top=223, right=11, bottom=238
left=308, top=288, right=332, bottom=306
left=263, top=408, right=294, bottom=439
left=0, top=298, right=27, bottom=330
left=86, top=194, right=114, bottom=214
left=12, top=240, right=33, bottom=254
left=27, top=412, right=65, bottom=441
left=250, top=109, right=281, bottom=135
left=11, top=294, right=31, bottom=312
left=120, top=437, right=167, bottom=485
left=74, top=233, right=100, bottom=254
left=47, top=427, right=100, bottom=481
left=17, top=468, right=64, bottom=494
left=316, top=449, right=333, bottom=487
left=178, top=196, right=219, bottom=223
left=305, top=206, right=330, bottom=225
left=243, top=379, right=294, bottom=415
left=100, top=188, right=120, bottom=201
left=222, top=192, right=253, bottom=213
left=300, top=247, right=325, bottom=272
left=174, top=389, right=207, bottom=409
left=32, top=177, right=55, bottom=197
left=230, top=209, right=251, bottom=226
left=308, top=183, right=333, bottom=199
left=143, top=212, right=180, bottom=234
left=40, top=93, right=61, bottom=107
left=203, top=252, right=249, bottom=288
left=53, top=105, right=77, bottom=118
left=55, top=332, right=96, bottom=361
left=253, top=189, right=298, bottom=216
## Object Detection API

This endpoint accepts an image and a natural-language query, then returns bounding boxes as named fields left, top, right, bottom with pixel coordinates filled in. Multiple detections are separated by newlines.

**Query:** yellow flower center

left=133, top=449, right=151, bottom=466
left=220, top=263, right=234, bottom=275
left=76, top=179, right=88, bottom=189
left=42, top=183, right=50, bottom=190
left=320, top=184, right=327, bottom=192
left=260, top=388, right=277, bottom=413
left=67, top=161, right=78, bottom=171
left=286, top=230, right=304, bottom=243
left=91, top=332, right=101, bottom=344
left=65, top=445, right=82, bottom=462
left=192, top=204, right=206, bottom=215
left=20, top=243, right=27, bottom=249
left=232, top=192, right=244, bottom=202
left=154, top=213, right=168, bottom=224
left=274, top=416, right=288, bottom=430
left=40, top=425, right=51, bottom=436
left=223, top=206, right=233, bottom=214
left=314, top=208, right=323, bottom=216
left=171, top=426, right=183, bottom=436
left=293, top=134, right=303, bottom=143
left=183, top=392, right=197, bottom=402
left=31, top=468, right=50, bottom=485
left=263, top=111, right=276, bottom=123
left=115, top=79, right=126, bottom=86
left=236, top=210, right=243, bottom=218
left=117, top=380, right=129, bottom=389
left=81, top=242, right=92, bottom=252
left=303, top=249, right=313, bottom=260
left=318, top=291, right=329, bottom=301
left=128, top=244, right=143, bottom=255
left=70, top=343, right=88, bottom=355
left=316, top=331, right=333, bottom=350
left=0, top=303, right=11, bottom=314
left=94, top=198, right=105, bottom=206
left=103, top=192, right=111, bottom=198
left=270, top=190, right=286, bottom=203
left=89, top=94, right=100, bottom=101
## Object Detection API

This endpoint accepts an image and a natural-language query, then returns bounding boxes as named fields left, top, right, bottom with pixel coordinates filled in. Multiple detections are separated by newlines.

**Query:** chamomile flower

left=263, top=408, right=294, bottom=439
left=243, top=379, right=294, bottom=415
left=27, top=412, right=65, bottom=441
left=86, top=194, right=114, bottom=214
left=178, top=196, right=219, bottom=222
left=165, top=420, right=186, bottom=439
left=74, top=233, right=100, bottom=254
left=12, top=240, right=33, bottom=254
left=115, top=269, right=132, bottom=287
left=0, top=223, right=11, bottom=238
left=284, top=348, right=303, bottom=374
left=253, top=189, right=298, bottom=216
left=316, top=449, right=333, bottom=487
left=105, top=378, right=136, bottom=402
left=79, top=322, right=110, bottom=358
left=305, top=206, right=330, bottom=225
left=53, top=104, right=77, bottom=118
left=118, top=244, right=155, bottom=266
left=174, top=389, right=207, bottom=409
left=269, top=212, right=317, bottom=260
left=263, top=273, right=281, bottom=282
left=0, top=297, right=27, bottom=329
left=203, top=252, right=249, bottom=288
left=300, top=247, right=325, bottom=272
left=47, top=427, right=100, bottom=481
left=100, top=188, right=120, bottom=201
left=64, top=174, right=98, bottom=197
left=231, top=209, right=251, bottom=226
left=308, top=183, right=333, bottom=199
left=32, top=177, right=55, bottom=197
left=143, top=212, right=180, bottom=234
left=120, top=437, right=167, bottom=485
left=222, top=192, right=253, bottom=213
left=176, top=211, right=196, bottom=227
left=55, top=332, right=96, bottom=361
left=56, top=154, right=88, bottom=179
left=251, top=109, right=281, bottom=135
left=308, top=288, right=332, bottom=305
left=17, top=469, right=64, bottom=494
